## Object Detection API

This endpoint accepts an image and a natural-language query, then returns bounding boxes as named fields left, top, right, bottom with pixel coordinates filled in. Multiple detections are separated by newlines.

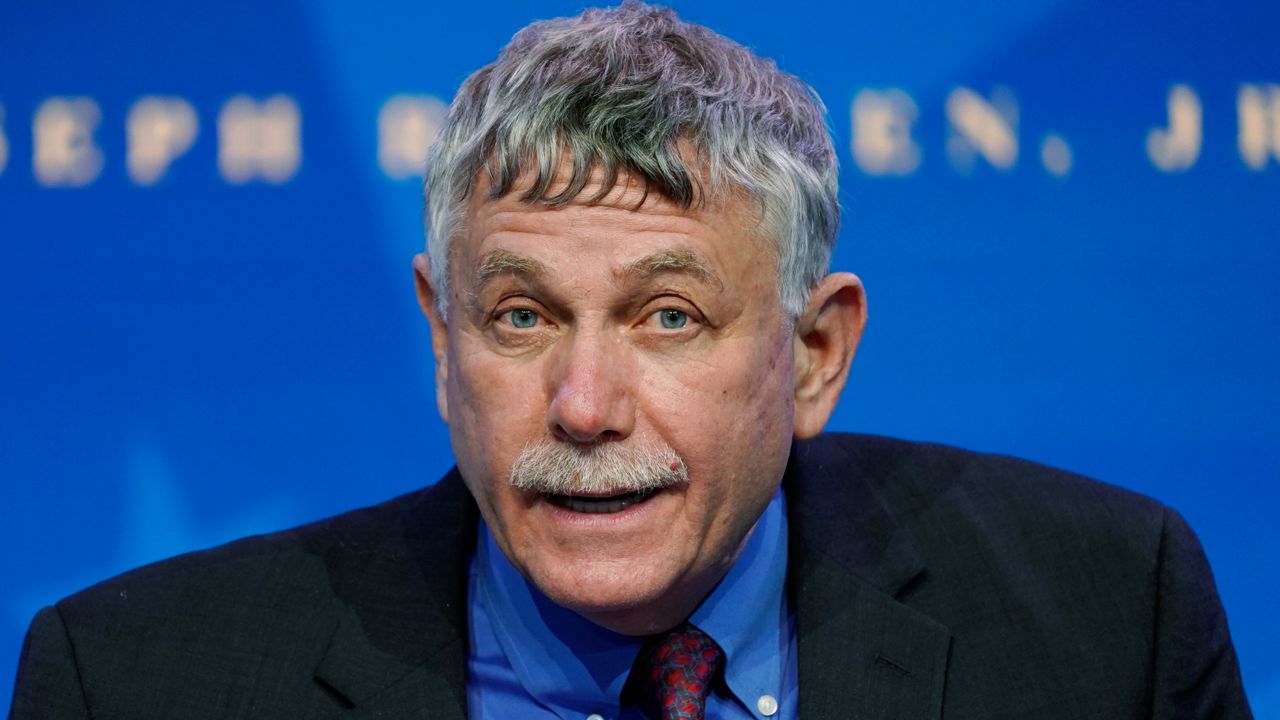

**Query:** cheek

left=644, top=332, right=794, bottom=474
left=445, top=340, right=549, bottom=503
left=450, top=332, right=547, bottom=421
left=727, top=336, right=795, bottom=465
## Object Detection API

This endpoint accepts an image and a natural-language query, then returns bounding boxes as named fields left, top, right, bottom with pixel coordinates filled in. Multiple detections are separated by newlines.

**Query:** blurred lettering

left=946, top=87, right=1018, bottom=173
left=850, top=89, right=920, bottom=176
left=1238, top=83, right=1280, bottom=170
left=1040, top=134, right=1073, bottom=177
left=1146, top=84, right=1201, bottom=172
left=217, top=95, right=301, bottom=184
left=11, top=82, right=1279, bottom=188
left=378, top=94, right=446, bottom=180
left=33, top=97, right=104, bottom=187
left=127, top=97, right=199, bottom=186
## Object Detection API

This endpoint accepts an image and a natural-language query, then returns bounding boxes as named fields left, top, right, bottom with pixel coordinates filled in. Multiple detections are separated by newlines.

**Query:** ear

left=792, top=272, right=867, bottom=439
left=413, top=253, right=451, bottom=424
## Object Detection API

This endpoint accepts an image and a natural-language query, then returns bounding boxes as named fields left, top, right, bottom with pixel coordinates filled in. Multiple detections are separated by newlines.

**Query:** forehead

left=457, top=165, right=768, bottom=274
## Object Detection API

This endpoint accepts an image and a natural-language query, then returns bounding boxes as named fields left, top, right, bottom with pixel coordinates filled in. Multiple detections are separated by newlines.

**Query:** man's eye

left=656, top=309, right=689, bottom=330
left=504, top=308, right=540, bottom=329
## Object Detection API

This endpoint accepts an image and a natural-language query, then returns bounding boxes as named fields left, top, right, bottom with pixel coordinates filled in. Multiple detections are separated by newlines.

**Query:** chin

left=526, top=556, right=688, bottom=635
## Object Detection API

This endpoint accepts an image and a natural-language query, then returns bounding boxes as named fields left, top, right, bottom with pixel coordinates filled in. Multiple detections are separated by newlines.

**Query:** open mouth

left=545, top=489, right=656, bottom=514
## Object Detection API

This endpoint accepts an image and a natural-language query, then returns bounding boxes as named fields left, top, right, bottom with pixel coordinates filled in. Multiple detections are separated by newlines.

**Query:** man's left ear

left=792, top=272, right=867, bottom=439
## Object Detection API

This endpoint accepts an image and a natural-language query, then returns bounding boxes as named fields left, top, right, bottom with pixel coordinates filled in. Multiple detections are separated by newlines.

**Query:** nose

left=546, top=326, right=636, bottom=444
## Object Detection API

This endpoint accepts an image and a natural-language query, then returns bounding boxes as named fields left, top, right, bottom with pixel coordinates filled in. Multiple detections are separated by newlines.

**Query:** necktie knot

left=630, top=623, right=724, bottom=720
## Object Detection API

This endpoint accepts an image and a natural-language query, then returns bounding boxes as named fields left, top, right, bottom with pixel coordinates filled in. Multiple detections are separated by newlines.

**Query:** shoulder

left=16, top=477, right=470, bottom=715
left=794, top=432, right=1170, bottom=557
left=789, top=432, right=1179, bottom=645
left=789, top=433, right=1250, bottom=717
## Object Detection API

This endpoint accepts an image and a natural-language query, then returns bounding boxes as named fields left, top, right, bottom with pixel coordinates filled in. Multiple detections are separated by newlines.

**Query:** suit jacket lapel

left=787, top=437, right=952, bottom=720
left=312, top=470, right=477, bottom=718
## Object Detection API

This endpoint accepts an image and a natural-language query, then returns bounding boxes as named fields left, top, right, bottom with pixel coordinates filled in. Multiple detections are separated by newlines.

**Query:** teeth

left=550, top=490, right=651, bottom=514
left=565, top=496, right=630, bottom=513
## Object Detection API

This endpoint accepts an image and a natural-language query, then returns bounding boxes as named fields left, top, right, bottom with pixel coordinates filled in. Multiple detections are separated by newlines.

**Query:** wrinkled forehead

left=445, top=160, right=778, bottom=306
left=462, top=153, right=767, bottom=243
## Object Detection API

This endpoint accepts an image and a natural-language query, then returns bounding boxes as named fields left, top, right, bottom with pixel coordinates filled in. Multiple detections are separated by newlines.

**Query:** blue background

left=2, top=0, right=1277, bottom=713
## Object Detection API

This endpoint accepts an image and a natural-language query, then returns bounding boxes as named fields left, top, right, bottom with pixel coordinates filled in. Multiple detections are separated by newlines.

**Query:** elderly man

left=10, top=3, right=1251, bottom=719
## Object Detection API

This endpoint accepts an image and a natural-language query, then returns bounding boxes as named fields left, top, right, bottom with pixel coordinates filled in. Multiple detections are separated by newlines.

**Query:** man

left=10, top=3, right=1251, bottom=719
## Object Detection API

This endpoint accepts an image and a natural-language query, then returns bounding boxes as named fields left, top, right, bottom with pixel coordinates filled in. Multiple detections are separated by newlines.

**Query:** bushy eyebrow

left=475, top=249, right=551, bottom=283
left=621, top=249, right=723, bottom=291
left=470, top=247, right=722, bottom=310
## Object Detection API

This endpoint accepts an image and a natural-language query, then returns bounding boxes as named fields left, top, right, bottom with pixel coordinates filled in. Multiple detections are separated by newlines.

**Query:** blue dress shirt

left=466, top=488, right=798, bottom=719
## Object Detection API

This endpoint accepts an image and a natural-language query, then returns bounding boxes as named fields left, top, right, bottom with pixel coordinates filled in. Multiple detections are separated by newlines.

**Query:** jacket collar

left=312, top=469, right=475, bottom=718
left=786, top=435, right=952, bottom=720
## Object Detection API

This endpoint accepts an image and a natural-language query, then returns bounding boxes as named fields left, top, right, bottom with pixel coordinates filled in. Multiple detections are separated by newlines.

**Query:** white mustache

left=508, top=440, right=689, bottom=495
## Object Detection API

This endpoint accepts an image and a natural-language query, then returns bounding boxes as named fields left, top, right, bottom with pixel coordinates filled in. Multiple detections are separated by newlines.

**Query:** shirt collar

left=475, top=487, right=789, bottom=716
left=690, top=486, right=789, bottom=712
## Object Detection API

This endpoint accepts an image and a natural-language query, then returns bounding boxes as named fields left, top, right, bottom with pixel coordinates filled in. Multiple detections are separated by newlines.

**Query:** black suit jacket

left=10, top=434, right=1252, bottom=718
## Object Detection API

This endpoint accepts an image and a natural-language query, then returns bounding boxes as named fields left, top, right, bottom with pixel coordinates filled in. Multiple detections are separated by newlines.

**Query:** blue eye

left=507, top=308, right=539, bottom=328
left=657, top=309, right=688, bottom=329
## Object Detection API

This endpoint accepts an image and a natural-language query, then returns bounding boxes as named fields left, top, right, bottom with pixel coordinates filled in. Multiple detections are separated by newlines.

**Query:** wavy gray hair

left=423, top=1, right=839, bottom=317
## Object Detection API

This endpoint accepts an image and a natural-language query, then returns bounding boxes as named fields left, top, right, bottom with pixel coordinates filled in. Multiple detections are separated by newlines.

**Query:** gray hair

left=509, top=438, right=688, bottom=496
left=423, top=1, right=839, bottom=317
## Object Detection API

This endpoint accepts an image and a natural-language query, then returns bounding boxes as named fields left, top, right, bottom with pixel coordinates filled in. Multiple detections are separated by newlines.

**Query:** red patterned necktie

left=631, top=623, right=724, bottom=720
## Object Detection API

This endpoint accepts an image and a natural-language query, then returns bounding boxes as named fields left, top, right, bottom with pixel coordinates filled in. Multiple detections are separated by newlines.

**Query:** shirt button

left=586, top=715, right=605, bottom=720
left=757, top=694, right=779, bottom=716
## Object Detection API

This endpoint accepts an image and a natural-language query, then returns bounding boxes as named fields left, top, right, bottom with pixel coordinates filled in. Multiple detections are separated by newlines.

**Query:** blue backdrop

left=3, top=0, right=1277, bottom=713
